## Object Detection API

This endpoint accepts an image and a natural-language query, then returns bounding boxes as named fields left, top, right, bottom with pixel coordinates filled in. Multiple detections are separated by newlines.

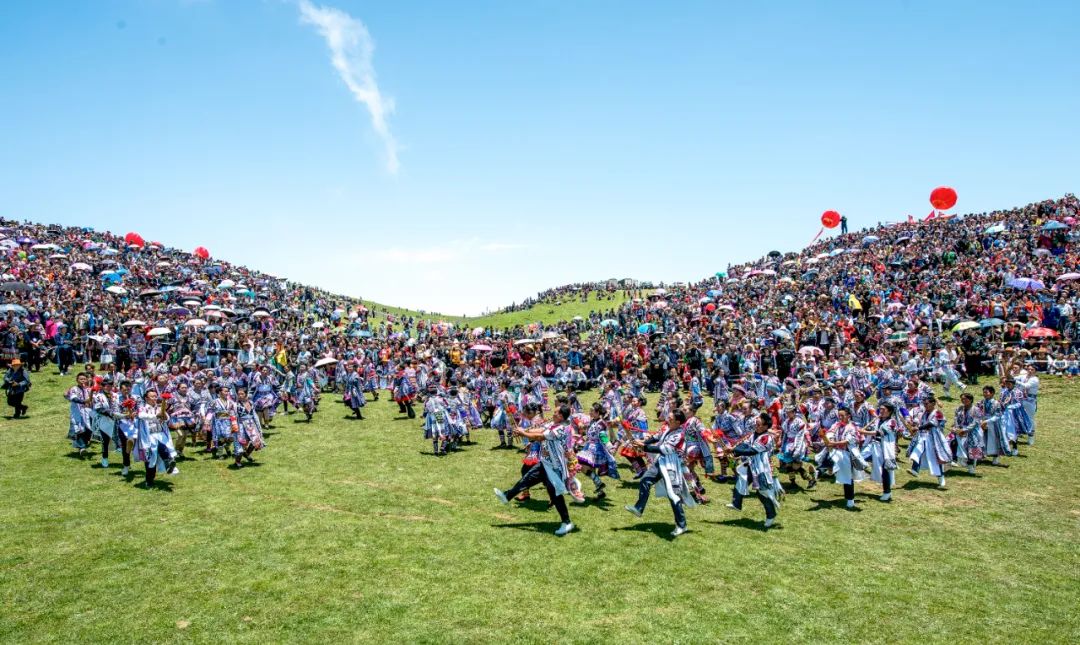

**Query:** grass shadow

left=704, top=517, right=778, bottom=533
left=609, top=522, right=676, bottom=541
left=490, top=520, right=562, bottom=534
left=901, top=480, right=945, bottom=491
left=805, top=497, right=862, bottom=512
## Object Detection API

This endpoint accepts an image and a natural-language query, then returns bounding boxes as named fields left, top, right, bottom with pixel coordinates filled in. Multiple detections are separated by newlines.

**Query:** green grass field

left=364, top=290, right=632, bottom=332
left=2, top=373, right=1078, bottom=643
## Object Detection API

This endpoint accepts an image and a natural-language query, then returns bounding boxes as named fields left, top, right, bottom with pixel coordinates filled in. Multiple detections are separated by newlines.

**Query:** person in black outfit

left=3, top=358, right=31, bottom=418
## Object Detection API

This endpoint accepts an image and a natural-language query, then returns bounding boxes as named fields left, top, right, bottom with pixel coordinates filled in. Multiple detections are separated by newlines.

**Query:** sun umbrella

left=252, top=310, right=272, bottom=318
left=184, top=318, right=209, bottom=327
left=31, top=243, right=59, bottom=251
left=204, top=325, right=224, bottom=333
left=653, top=288, right=667, bottom=295
left=599, top=319, right=619, bottom=328
left=798, top=346, right=824, bottom=356
left=0, top=304, right=28, bottom=315
left=314, top=357, right=339, bottom=368
left=979, top=318, right=1005, bottom=328
left=311, top=321, right=325, bottom=328
left=166, top=306, right=191, bottom=316
left=637, top=323, right=657, bottom=334
left=218, top=279, right=236, bottom=289
left=105, top=285, right=127, bottom=295
left=717, top=304, right=735, bottom=311
left=983, top=224, right=1006, bottom=235
left=1021, top=327, right=1058, bottom=339
left=862, top=235, right=880, bottom=244
left=1007, top=278, right=1045, bottom=291
left=121, top=320, right=146, bottom=328
left=699, top=296, right=713, bottom=304
left=138, top=289, right=163, bottom=298
left=147, top=327, right=172, bottom=337
left=706, top=289, right=722, bottom=298
left=514, top=338, right=538, bottom=346
left=772, top=328, right=793, bottom=340
left=48, top=253, right=68, bottom=259
left=472, top=327, right=485, bottom=337
left=572, top=316, right=583, bottom=321
left=1042, top=221, right=1068, bottom=230
left=541, top=331, right=561, bottom=340
left=952, top=321, right=981, bottom=332
left=470, top=344, right=493, bottom=352
left=1056, top=273, right=1080, bottom=282
left=760, top=269, right=777, bottom=275
left=0, top=281, right=31, bottom=292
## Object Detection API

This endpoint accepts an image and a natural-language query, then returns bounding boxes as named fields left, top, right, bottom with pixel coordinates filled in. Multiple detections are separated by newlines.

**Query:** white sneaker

left=555, top=522, right=574, bottom=536
left=967, top=465, right=976, bottom=474
left=670, top=526, right=688, bottom=538
left=493, top=488, right=509, bottom=505
left=100, top=458, right=109, bottom=468
left=908, top=468, right=919, bottom=478
left=121, top=466, right=129, bottom=476
left=879, top=493, right=892, bottom=502
left=992, top=457, right=1001, bottom=466
left=1027, top=435, right=1034, bottom=446
left=845, top=499, right=856, bottom=509
left=725, top=503, right=741, bottom=511
left=763, top=517, right=775, bottom=528
left=623, top=504, right=643, bottom=518
left=937, top=478, right=947, bottom=490
left=168, top=466, right=180, bottom=476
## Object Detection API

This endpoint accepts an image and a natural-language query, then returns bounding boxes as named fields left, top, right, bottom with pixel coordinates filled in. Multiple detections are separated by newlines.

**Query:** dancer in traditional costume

left=623, top=407, right=696, bottom=538
left=777, top=405, right=817, bottom=489
left=860, top=402, right=900, bottom=501
left=575, top=402, right=620, bottom=499
left=135, top=389, right=179, bottom=487
left=999, top=376, right=1031, bottom=451
left=494, top=404, right=576, bottom=537
left=251, top=366, right=280, bottom=427
left=906, top=395, right=952, bottom=489
left=976, top=385, right=1012, bottom=465
left=726, top=412, right=781, bottom=529
left=232, top=387, right=265, bottom=467
left=952, top=392, right=984, bottom=475
left=66, top=372, right=94, bottom=456
left=343, top=363, right=366, bottom=419
left=821, top=407, right=869, bottom=509
left=618, top=395, right=651, bottom=478
left=210, top=386, right=237, bottom=459
left=91, top=377, right=120, bottom=469
left=422, top=383, right=451, bottom=456
left=166, top=381, right=197, bottom=458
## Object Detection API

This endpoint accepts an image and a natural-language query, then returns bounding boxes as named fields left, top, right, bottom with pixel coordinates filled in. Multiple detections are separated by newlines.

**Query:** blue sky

left=2, top=1, right=1078, bottom=315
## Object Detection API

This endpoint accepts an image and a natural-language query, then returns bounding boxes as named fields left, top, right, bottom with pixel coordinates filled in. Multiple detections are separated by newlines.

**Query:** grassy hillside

left=1, top=373, right=1077, bottom=643
left=363, top=289, right=632, bottom=331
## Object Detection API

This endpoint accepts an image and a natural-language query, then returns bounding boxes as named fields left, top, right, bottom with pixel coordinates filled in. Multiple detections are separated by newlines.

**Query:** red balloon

left=930, top=186, right=957, bottom=210
left=124, top=232, right=144, bottom=247
left=193, top=246, right=210, bottom=260
left=821, top=210, right=841, bottom=229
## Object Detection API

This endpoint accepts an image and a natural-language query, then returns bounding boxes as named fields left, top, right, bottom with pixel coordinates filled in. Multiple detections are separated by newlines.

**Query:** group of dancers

left=481, top=359, right=1039, bottom=537
left=63, top=361, right=323, bottom=487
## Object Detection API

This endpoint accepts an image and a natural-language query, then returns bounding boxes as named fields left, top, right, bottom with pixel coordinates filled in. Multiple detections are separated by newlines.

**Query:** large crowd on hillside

left=2, top=194, right=1078, bottom=536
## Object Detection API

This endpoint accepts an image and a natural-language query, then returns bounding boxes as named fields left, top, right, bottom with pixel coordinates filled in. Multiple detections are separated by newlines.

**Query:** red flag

left=925, top=210, right=936, bottom=221
left=907, top=214, right=915, bottom=224
left=810, top=227, right=824, bottom=242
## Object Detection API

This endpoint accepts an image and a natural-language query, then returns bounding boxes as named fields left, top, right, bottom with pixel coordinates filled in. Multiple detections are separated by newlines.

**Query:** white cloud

left=298, top=0, right=399, bottom=173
